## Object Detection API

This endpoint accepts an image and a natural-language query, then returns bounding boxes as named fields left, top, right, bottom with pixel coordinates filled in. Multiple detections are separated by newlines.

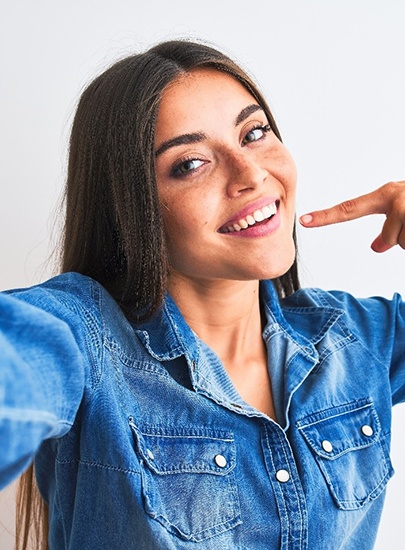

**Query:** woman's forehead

left=155, top=69, right=259, bottom=140
left=161, top=67, right=255, bottom=105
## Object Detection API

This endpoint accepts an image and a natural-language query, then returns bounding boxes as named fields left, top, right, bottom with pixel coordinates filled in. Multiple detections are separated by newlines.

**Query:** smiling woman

left=1, top=39, right=405, bottom=550
left=155, top=68, right=297, bottom=286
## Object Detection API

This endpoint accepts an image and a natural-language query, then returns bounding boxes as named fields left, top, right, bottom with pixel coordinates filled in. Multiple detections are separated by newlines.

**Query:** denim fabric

left=1, top=272, right=404, bottom=549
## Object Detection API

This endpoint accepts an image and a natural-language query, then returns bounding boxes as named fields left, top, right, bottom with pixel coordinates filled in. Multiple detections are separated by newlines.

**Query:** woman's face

left=154, top=68, right=297, bottom=285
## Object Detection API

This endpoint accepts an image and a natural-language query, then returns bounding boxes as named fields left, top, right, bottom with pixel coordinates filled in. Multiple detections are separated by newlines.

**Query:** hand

left=299, top=181, right=405, bottom=253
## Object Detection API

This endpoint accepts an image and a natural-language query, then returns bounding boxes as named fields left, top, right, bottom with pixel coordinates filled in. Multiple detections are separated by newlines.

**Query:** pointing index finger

left=299, top=188, right=387, bottom=228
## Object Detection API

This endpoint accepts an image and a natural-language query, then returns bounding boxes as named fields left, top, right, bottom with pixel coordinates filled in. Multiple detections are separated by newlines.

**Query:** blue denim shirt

left=1, top=272, right=404, bottom=549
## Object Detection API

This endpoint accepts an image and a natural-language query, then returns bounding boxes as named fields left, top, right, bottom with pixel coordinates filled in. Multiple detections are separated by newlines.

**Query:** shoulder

left=2, top=273, right=131, bottom=387
left=5, top=272, right=99, bottom=306
left=281, top=286, right=404, bottom=354
left=3, top=272, right=119, bottom=319
left=1, top=273, right=123, bottom=348
left=282, top=286, right=403, bottom=316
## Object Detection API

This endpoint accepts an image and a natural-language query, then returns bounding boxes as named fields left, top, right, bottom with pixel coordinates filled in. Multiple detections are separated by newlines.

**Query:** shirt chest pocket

left=297, top=398, right=394, bottom=510
left=129, top=419, right=241, bottom=542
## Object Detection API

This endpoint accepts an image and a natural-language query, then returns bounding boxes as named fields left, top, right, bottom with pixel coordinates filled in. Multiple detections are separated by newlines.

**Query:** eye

left=242, top=124, right=271, bottom=145
left=171, top=158, right=205, bottom=177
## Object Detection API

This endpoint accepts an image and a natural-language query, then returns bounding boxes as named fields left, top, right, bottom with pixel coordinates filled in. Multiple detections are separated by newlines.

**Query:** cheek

left=160, top=198, right=199, bottom=251
left=160, top=188, right=213, bottom=236
left=161, top=209, right=183, bottom=244
left=265, top=146, right=297, bottom=190
left=280, top=159, right=297, bottom=192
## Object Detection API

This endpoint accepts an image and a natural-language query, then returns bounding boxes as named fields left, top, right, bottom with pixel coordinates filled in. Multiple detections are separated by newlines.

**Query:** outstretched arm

left=299, top=180, right=405, bottom=253
left=0, top=284, right=87, bottom=489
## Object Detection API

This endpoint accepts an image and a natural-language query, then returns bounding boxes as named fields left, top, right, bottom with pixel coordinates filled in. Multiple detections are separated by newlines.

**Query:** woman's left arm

left=299, top=180, right=405, bottom=253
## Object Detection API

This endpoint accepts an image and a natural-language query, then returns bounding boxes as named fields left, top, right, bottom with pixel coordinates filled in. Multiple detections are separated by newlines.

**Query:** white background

left=0, top=0, right=404, bottom=547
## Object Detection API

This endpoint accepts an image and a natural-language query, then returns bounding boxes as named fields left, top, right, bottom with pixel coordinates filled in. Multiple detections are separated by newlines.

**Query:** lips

left=219, top=200, right=279, bottom=233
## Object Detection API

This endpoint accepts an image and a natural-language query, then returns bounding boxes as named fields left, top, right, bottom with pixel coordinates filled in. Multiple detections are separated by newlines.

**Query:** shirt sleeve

left=328, top=291, right=405, bottom=406
left=0, top=281, right=91, bottom=489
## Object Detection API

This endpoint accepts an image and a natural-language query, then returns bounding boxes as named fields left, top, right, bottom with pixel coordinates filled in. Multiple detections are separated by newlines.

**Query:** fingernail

left=300, top=214, right=313, bottom=225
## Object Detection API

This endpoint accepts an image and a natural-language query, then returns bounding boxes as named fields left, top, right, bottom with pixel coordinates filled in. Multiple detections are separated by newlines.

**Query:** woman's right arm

left=0, top=282, right=88, bottom=490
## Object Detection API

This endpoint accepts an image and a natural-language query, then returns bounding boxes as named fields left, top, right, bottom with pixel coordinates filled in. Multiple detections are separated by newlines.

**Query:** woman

left=1, top=39, right=404, bottom=549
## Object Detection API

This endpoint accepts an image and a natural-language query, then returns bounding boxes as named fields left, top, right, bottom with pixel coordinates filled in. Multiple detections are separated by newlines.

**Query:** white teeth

left=253, top=210, right=264, bottom=222
left=222, top=201, right=278, bottom=233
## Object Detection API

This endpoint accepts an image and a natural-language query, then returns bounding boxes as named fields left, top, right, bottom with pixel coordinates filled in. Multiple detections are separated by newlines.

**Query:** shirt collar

left=134, top=281, right=344, bottom=362
left=260, top=280, right=344, bottom=349
left=133, top=293, right=200, bottom=364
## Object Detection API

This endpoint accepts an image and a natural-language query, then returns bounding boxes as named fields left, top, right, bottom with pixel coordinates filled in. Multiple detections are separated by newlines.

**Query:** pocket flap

left=297, top=398, right=381, bottom=460
left=130, top=420, right=236, bottom=475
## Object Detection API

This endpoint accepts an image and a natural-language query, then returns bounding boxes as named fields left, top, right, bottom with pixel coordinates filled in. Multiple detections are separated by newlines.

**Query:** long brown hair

left=16, top=38, right=300, bottom=549
left=61, top=38, right=299, bottom=319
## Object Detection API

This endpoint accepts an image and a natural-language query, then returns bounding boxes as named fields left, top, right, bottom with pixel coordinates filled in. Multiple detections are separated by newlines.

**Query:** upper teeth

left=223, top=202, right=277, bottom=233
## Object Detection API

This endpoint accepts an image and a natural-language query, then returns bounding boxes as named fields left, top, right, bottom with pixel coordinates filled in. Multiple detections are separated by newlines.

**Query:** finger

left=399, top=227, right=405, bottom=250
left=299, top=189, right=387, bottom=228
left=371, top=216, right=403, bottom=253
left=370, top=234, right=392, bottom=253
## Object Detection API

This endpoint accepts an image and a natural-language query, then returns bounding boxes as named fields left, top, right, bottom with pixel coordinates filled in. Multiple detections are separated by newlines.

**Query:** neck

left=168, top=272, right=277, bottom=420
left=168, top=274, right=264, bottom=367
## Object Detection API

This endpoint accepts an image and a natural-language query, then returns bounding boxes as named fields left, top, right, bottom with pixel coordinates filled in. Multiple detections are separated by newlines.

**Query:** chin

left=257, top=242, right=296, bottom=281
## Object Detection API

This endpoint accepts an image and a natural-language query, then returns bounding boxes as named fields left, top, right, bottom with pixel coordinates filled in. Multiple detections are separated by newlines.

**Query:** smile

left=219, top=201, right=278, bottom=233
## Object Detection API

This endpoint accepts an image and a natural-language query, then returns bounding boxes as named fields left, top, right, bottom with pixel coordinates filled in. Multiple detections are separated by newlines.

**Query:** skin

left=155, top=68, right=298, bottom=418
left=154, top=67, right=405, bottom=418
left=155, top=69, right=297, bottom=284
left=300, top=182, right=405, bottom=252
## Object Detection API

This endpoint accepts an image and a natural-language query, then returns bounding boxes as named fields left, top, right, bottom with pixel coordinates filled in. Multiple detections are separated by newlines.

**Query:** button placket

left=261, top=423, right=308, bottom=549
left=276, top=469, right=290, bottom=483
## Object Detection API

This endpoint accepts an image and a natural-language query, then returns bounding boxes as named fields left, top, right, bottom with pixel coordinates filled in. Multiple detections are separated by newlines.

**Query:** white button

left=361, top=425, right=374, bottom=437
left=146, top=449, right=154, bottom=460
left=214, top=454, right=227, bottom=468
left=322, top=440, right=333, bottom=453
left=276, top=469, right=290, bottom=483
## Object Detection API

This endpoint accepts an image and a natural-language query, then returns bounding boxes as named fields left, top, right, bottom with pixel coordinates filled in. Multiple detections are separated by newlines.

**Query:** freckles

left=275, top=154, right=297, bottom=188
left=269, top=149, right=293, bottom=168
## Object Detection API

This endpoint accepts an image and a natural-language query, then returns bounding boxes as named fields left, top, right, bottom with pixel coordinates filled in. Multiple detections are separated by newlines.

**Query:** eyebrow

left=234, top=104, right=263, bottom=126
left=155, top=132, right=206, bottom=158
left=155, top=103, right=264, bottom=157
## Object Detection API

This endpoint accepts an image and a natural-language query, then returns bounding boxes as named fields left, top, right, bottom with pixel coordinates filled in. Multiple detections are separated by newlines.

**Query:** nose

left=225, top=151, right=268, bottom=198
